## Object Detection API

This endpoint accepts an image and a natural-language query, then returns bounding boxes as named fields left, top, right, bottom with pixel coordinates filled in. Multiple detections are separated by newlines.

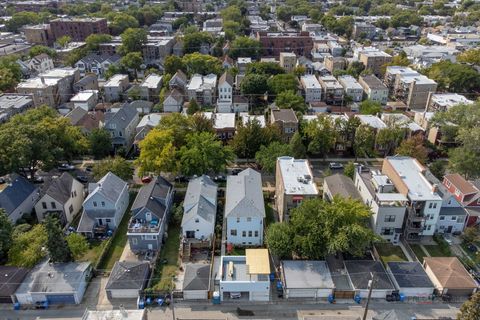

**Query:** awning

left=292, top=195, right=304, bottom=201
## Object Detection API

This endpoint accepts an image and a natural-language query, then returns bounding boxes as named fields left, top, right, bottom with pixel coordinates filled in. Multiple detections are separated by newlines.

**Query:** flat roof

left=385, top=157, right=442, bottom=201
left=398, top=74, right=436, bottom=85
left=246, top=249, right=270, bottom=274
left=104, top=74, right=128, bottom=87
left=277, top=156, right=318, bottom=195
left=0, top=94, right=32, bottom=108
left=214, top=113, right=235, bottom=129
left=141, top=74, right=162, bottom=88
left=387, top=262, right=434, bottom=288
left=240, top=113, right=266, bottom=127
left=301, top=75, right=321, bottom=89
left=431, top=93, right=473, bottom=107
left=355, top=115, right=387, bottom=129
left=82, top=310, right=145, bottom=320
left=70, top=90, right=96, bottom=102
left=344, top=260, right=395, bottom=290
left=376, top=193, right=408, bottom=202
left=282, top=260, right=334, bottom=289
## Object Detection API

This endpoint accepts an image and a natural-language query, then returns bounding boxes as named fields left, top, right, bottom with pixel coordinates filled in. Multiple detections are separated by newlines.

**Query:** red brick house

left=443, top=173, right=480, bottom=226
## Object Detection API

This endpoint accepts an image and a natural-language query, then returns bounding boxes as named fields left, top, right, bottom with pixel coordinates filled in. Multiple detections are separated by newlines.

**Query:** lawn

left=424, top=245, right=452, bottom=257
left=410, top=244, right=427, bottom=262
left=97, top=191, right=137, bottom=271
left=228, top=246, right=246, bottom=256
left=79, top=239, right=108, bottom=265
left=375, top=243, right=407, bottom=264
left=149, top=225, right=181, bottom=292
left=265, top=202, right=275, bottom=227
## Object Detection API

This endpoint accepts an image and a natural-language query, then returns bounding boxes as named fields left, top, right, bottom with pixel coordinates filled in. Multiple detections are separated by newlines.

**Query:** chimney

left=432, top=184, right=438, bottom=194
left=40, top=77, right=45, bottom=85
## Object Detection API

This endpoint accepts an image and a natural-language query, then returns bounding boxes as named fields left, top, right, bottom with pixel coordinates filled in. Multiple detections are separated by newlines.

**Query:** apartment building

left=187, top=74, right=217, bottom=106
left=256, top=31, right=313, bottom=58
left=139, top=74, right=162, bottom=103
left=355, top=170, right=408, bottom=243
left=104, top=74, right=130, bottom=103
left=12, top=0, right=57, bottom=12
left=359, top=50, right=392, bottom=77
left=300, top=75, right=322, bottom=103
left=394, top=74, right=437, bottom=110
left=426, top=93, right=473, bottom=112
left=359, top=75, right=388, bottom=105
left=352, top=22, right=376, bottom=40
left=0, top=94, right=34, bottom=124
left=318, top=76, right=344, bottom=105
left=382, top=157, right=442, bottom=240
left=23, top=24, right=54, bottom=46
left=275, top=157, right=318, bottom=222
left=142, top=36, right=175, bottom=63
left=338, top=75, right=363, bottom=102
left=384, top=66, right=418, bottom=94
left=270, top=108, right=298, bottom=143
left=324, top=56, right=346, bottom=73
left=279, top=52, right=297, bottom=73
left=217, top=72, right=234, bottom=112
left=50, top=18, right=108, bottom=42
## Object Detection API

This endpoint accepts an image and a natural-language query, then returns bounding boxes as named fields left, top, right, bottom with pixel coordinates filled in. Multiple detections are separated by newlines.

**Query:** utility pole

left=362, top=272, right=374, bottom=320
left=171, top=277, right=176, bottom=320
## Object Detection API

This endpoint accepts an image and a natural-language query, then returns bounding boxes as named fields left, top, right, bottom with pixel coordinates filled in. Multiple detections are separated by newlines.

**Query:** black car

left=214, top=175, right=226, bottom=182
left=230, top=168, right=242, bottom=175
left=85, top=165, right=93, bottom=172
left=174, top=175, right=189, bottom=183
left=33, top=176, right=44, bottom=183
left=58, top=163, right=75, bottom=171
left=76, top=175, right=89, bottom=183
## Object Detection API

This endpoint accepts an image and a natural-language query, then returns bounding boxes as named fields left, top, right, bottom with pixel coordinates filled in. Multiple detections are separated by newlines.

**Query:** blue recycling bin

left=354, top=295, right=362, bottom=304
left=328, top=294, right=335, bottom=303
left=276, top=280, right=283, bottom=291
left=212, top=291, right=221, bottom=304
left=269, top=273, right=275, bottom=281
left=138, top=299, right=144, bottom=309
left=146, top=297, right=152, bottom=305
left=399, top=293, right=406, bottom=302
left=13, top=302, right=20, bottom=310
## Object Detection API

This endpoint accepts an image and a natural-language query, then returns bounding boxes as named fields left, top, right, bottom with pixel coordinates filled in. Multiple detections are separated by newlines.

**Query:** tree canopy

left=0, top=209, right=13, bottom=264
left=229, top=36, right=262, bottom=59
left=424, top=61, right=480, bottom=93
left=89, top=128, right=112, bottom=159
left=45, top=215, right=73, bottom=263
left=255, top=142, right=292, bottom=173
left=458, top=292, right=480, bottom=320
left=230, top=120, right=281, bottom=159
left=120, top=28, right=148, bottom=54
left=275, top=91, right=306, bottom=113
left=93, top=156, right=134, bottom=181
left=8, top=224, right=47, bottom=268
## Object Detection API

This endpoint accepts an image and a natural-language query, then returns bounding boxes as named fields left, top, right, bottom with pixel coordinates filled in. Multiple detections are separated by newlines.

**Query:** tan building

left=423, top=257, right=477, bottom=296
left=279, top=52, right=297, bottom=73
left=324, top=56, right=346, bottom=73
left=23, top=24, right=54, bottom=46
left=16, top=77, right=58, bottom=107
left=394, top=74, right=437, bottom=110
left=270, top=108, right=298, bottom=143
left=359, top=50, right=392, bottom=77
left=275, top=156, right=318, bottom=221
left=359, top=75, right=388, bottom=105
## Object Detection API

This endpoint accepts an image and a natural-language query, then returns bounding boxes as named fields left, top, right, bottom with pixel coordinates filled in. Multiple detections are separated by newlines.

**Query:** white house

left=70, top=90, right=98, bottom=111
left=103, top=74, right=129, bottom=103
left=27, top=54, right=54, bottom=74
left=34, top=173, right=84, bottom=226
left=163, top=88, right=184, bottom=112
left=217, top=72, right=234, bottom=113
left=181, top=175, right=218, bottom=242
left=0, top=174, right=38, bottom=224
left=225, top=169, right=265, bottom=246
left=300, top=75, right=322, bottom=103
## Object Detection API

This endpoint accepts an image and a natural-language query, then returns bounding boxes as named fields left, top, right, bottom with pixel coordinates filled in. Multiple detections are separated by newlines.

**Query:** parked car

left=174, top=175, right=188, bottom=183
left=230, top=168, right=242, bottom=175
left=33, top=176, right=44, bottom=183
left=141, top=176, right=153, bottom=183
left=76, top=175, right=89, bottom=183
left=85, top=165, right=93, bottom=172
left=58, top=163, right=75, bottom=171
left=467, top=244, right=478, bottom=253
left=329, top=162, right=343, bottom=170
left=214, top=175, right=226, bottom=182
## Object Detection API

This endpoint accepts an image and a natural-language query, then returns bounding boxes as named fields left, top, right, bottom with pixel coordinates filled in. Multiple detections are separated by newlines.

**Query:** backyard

left=375, top=243, right=407, bottom=264
left=149, top=224, right=181, bottom=292
left=410, top=244, right=427, bottom=262
left=79, top=239, right=108, bottom=265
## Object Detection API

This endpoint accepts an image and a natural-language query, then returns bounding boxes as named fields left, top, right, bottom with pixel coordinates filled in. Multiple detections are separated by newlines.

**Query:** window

left=247, top=217, right=252, bottom=222
left=242, top=231, right=246, bottom=237
left=384, top=215, right=395, bottom=222
left=440, top=216, right=445, bottom=220
left=106, top=219, right=111, bottom=223
left=427, top=225, right=432, bottom=231
left=254, top=231, right=259, bottom=237
left=236, top=217, right=240, bottom=223
left=381, top=228, right=394, bottom=235
left=433, top=203, right=437, bottom=209
left=51, top=202, right=56, bottom=209
left=101, top=201, right=105, bottom=207
left=132, top=238, right=137, bottom=245
left=93, top=201, right=97, bottom=207
left=429, top=203, right=433, bottom=209
left=455, top=189, right=460, bottom=197
left=42, top=202, right=47, bottom=209
left=195, top=218, right=199, bottom=223
left=248, top=231, right=252, bottom=237
left=69, top=205, right=73, bottom=214
left=71, top=192, right=74, bottom=198
left=230, top=229, right=237, bottom=236
left=445, top=180, right=451, bottom=188
left=74, top=190, right=77, bottom=197
left=451, top=216, right=457, bottom=221
left=447, top=199, right=452, bottom=205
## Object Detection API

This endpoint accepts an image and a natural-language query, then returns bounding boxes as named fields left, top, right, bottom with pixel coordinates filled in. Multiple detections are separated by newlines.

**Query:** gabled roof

left=219, top=72, right=234, bottom=87
left=85, top=172, right=127, bottom=204
left=165, top=88, right=184, bottom=103
left=182, top=263, right=210, bottom=291
left=182, top=175, right=217, bottom=227
left=170, top=69, right=188, bottom=84
left=78, top=53, right=121, bottom=65
left=105, top=103, right=138, bottom=130
left=131, top=176, right=172, bottom=218
left=0, top=174, right=37, bottom=217
left=105, top=261, right=149, bottom=290
left=444, top=173, right=479, bottom=196
left=41, top=172, right=77, bottom=204
left=423, top=257, right=477, bottom=289
left=66, top=107, right=88, bottom=125
left=324, top=174, right=361, bottom=200
left=225, top=168, right=265, bottom=218
left=0, top=266, right=30, bottom=297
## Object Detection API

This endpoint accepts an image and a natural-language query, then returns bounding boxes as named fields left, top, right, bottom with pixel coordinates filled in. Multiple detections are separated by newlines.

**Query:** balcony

left=407, top=206, right=425, bottom=222
left=128, top=218, right=160, bottom=233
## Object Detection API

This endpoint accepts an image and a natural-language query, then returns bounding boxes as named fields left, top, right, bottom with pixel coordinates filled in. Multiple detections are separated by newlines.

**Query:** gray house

left=105, top=261, right=150, bottom=299
left=0, top=174, right=38, bottom=223
left=77, top=172, right=129, bottom=237
left=104, top=103, right=140, bottom=153
left=127, top=176, right=174, bottom=252
left=181, top=175, right=218, bottom=242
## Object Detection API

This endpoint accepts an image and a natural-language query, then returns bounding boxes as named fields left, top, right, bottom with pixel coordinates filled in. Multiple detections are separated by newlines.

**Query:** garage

left=344, top=261, right=395, bottom=300
left=250, top=291, right=269, bottom=301
left=46, top=294, right=76, bottom=304
left=281, top=260, right=335, bottom=299
left=0, top=266, right=30, bottom=304
left=386, top=262, right=434, bottom=297
left=182, top=264, right=210, bottom=300
left=106, top=261, right=150, bottom=300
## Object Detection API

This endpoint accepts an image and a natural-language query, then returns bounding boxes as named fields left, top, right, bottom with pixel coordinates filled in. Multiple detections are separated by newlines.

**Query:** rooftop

left=423, top=257, right=477, bottom=289
left=0, top=94, right=33, bottom=109
left=140, top=74, right=163, bottom=89
left=225, top=169, right=265, bottom=218
left=355, top=115, right=387, bottom=129
left=360, top=75, right=387, bottom=90
left=277, top=157, right=318, bottom=195
left=104, top=74, right=128, bottom=87
left=387, top=262, right=434, bottom=289
left=430, top=93, right=473, bottom=108
left=300, top=75, right=321, bottom=89
left=240, top=113, right=266, bottom=127
left=70, top=90, right=97, bottom=102
left=82, top=310, right=145, bottom=320
left=282, top=260, right=334, bottom=289
left=344, top=260, right=395, bottom=290
left=214, top=113, right=235, bottom=129
left=324, top=174, right=361, bottom=200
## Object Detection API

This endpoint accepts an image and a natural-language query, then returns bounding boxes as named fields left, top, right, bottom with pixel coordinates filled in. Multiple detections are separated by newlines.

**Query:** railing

left=128, top=224, right=160, bottom=233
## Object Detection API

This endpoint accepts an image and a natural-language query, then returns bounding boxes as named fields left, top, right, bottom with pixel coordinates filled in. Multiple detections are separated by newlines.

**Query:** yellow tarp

left=245, top=249, right=270, bottom=274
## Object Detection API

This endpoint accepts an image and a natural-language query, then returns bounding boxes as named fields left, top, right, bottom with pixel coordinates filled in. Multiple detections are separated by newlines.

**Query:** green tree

left=395, top=135, right=428, bottom=164
left=45, top=215, right=72, bottom=263
left=344, top=161, right=356, bottom=179
left=376, top=126, right=406, bottom=156
left=183, top=53, right=222, bottom=75
left=0, top=55, right=22, bottom=85
left=229, top=36, right=262, bottom=59
left=240, top=74, right=269, bottom=96
left=89, top=128, right=112, bottom=159
left=66, top=233, right=89, bottom=260
left=93, top=156, right=134, bottom=181
left=230, top=120, right=280, bottom=159
left=275, top=90, right=306, bottom=113
left=164, top=55, right=186, bottom=75
left=255, top=142, right=292, bottom=173
left=289, top=132, right=307, bottom=159
left=183, top=31, right=213, bottom=54
left=187, top=98, right=200, bottom=115
left=0, top=68, right=18, bottom=92
left=346, top=61, right=365, bottom=78
left=6, top=12, right=40, bottom=32
left=29, top=45, right=56, bottom=58
left=267, top=73, right=299, bottom=95
left=190, top=113, right=215, bottom=133
left=85, top=34, right=112, bottom=51
left=359, top=99, right=382, bottom=115
left=448, top=147, right=480, bottom=179
left=266, top=223, right=292, bottom=258
left=178, top=132, right=234, bottom=176
left=246, top=62, right=285, bottom=76
left=429, top=160, right=446, bottom=180
left=288, top=197, right=377, bottom=258
left=136, top=128, right=178, bottom=176
left=303, top=115, right=337, bottom=158
left=424, top=61, right=480, bottom=93
left=109, top=12, right=139, bottom=35
left=121, top=51, right=143, bottom=80
left=457, top=48, right=480, bottom=66
left=0, top=209, right=13, bottom=263
left=56, top=35, right=72, bottom=48
left=157, top=113, right=192, bottom=147
left=120, top=28, right=148, bottom=54
left=458, top=292, right=480, bottom=320
left=354, top=125, right=375, bottom=159
left=8, top=224, right=47, bottom=267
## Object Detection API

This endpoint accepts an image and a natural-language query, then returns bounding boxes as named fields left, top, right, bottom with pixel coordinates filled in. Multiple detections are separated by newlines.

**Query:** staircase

left=182, top=241, right=191, bottom=262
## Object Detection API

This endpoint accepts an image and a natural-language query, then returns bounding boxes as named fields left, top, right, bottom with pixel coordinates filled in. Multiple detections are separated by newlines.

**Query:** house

left=423, top=257, right=478, bottom=296
left=129, top=100, right=153, bottom=115
left=236, top=57, right=252, bottom=74
left=240, top=113, right=266, bottom=127
left=169, top=69, right=188, bottom=92
left=139, top=74, right=162, bottom=103
left=163, top=89, right=184, bottom=113
left=77, top=172, right=129, bottom=237
left=275, top=157, right=318, bottom=222
left=300, top=75, right=322, bottom=103
left=213, top=113, right=236, bottom=141
left=183, top=263, right=211, bottom=300
left=70, top=90, right=98, bottom=111
left=358, top=50, right=392, bottom=77
left=354, top=170, right=408, bottom=243
left=281, top=260, right=335, bottom=299
left=381, top=113, right=424, bottom=137
left=232, top=96, right=249, bottom=113
left=217, top=72, right=234, bottom=113
left=104, top=74, right=130, bottom=103
left=105, top=261, right=150, bottom=299
left=218, top=249, right=270, bottom=301
left=73, top=74, right=99, bottom=92
left=26, top=54, right=54, bottom=74
left=338, top=75, right=363, bottom=103
left=344, top=260, right=395, bottom=299
left=134, top=113, right=164, bottom=148
left=74, top=53, right=121, bottom=78
left=270, top=108, right=298, bottom=143
left=181, top=175, right=217, bottom=242
left=225, top=169, right=265, bottom=246
left=0, top=94, right=34, bottom=124
left=443, top=173, right=480, bottom=227
left=0, top=174, right=38, bottom=223
left=318, top=76, right=344, bottom=105
left=187, top=74, right=217, bottom=106
left=66, top=108, right=104, bottom=135
left=359, top=75, right=388, bottom=105
left=386, top=262, right=434, bottom=296
left=13, top=260, right=92, bottom=305
left=382, top=156, right=442, bottom=240
left=355, top=115, right=387, bottom=131
left=34, top=173, right=84, bottom=226
left=104, top=103, right=140, bottom=153
left=323, top=174, right=361, bottom=202
left=279, top=52, right=297, bottom=73
left=0, top=266, right=30, bottom=304
left=426, top=93, right=473, bottom=112
left=128, top=176, right=174, bottom=252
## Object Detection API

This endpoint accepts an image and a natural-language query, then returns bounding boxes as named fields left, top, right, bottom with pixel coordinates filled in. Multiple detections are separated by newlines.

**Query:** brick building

left=23, top=24, right=54, bottom=46
left=256, top=31, right=313, bottom=58
left=50, top=18, right=108, bottom=42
